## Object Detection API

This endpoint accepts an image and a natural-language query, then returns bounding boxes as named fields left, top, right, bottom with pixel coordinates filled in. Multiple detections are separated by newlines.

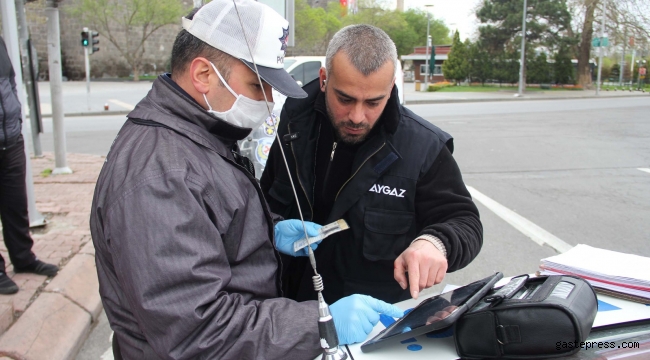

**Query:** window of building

left=420, top=64, right=443, bottom=76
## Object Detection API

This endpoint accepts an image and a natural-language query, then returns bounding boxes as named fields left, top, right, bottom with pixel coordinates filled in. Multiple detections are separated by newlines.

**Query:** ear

left=319, top=67, right=327, bottom=92
left=189, top=57, right=213, bottom=95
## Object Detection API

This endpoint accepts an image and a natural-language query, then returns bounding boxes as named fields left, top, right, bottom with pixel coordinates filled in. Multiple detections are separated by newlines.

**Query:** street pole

left=424, top=13, right=430, bottom=91
left=630, top=49, right=636, bottom=89
left=619, top=28, right=626, bottom=87
left=1, top=0, right=46, bottom=227
left=15, top=0, right=43, bottom=157
left=516, top=0, right=527, bottom=97
left=45, top=0, right=72, bottom=174
left=84, top=27, right=91, bottom=111
left=596, top=0, right=606, bottom=95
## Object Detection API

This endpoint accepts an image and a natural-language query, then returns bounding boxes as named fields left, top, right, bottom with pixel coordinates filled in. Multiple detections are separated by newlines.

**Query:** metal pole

left=619, top=28, right=626, bottom=87
left=517, top=0, right=528, bottom=97
left=424, top=13, right=430, bottom=91
left=1, top=0, right=46, bottom=227
left=596, top=0, right=606, bottom=95
left=84, top=28, right=91, bottom=111
left=45, top=0, right=72, bottom=174
left=630, top=49, right=635, bottom=88
left=15, top=0, right=43, bottom=157
left=637, top=61, right=642, bottom=90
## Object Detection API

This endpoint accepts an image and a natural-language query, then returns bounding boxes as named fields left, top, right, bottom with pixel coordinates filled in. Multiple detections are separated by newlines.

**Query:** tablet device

left=361, top=272, right=503, bottom=353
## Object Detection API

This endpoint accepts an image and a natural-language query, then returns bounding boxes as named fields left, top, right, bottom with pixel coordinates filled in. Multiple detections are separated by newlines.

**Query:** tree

left=343, top=6, right=450, bottom=56
left=71, top=0, right=190, bottom=81
left=467, top=41, right=493, bottom=85
left=399, top=9, right=451, bottom=47
left=477, top=0, right=574, bottom=87
left=291, top=0, right=451, bottom=57
left=443, top=30, right=469, bottom=84
left=554, top=47, right=575, bottom=85
left=293, top=0, right=342, bottom=55
left=567, top=0, right=650, bottom=88
left=527, top=52, right=551, bottom=83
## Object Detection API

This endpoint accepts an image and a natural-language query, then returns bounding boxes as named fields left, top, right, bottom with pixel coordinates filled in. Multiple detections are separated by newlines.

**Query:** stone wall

left=21, top=0, right=191, bottom=80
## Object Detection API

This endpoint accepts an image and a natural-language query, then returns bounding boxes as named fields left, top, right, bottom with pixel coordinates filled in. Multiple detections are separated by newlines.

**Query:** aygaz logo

left=369, top=184, right=406, bottom=198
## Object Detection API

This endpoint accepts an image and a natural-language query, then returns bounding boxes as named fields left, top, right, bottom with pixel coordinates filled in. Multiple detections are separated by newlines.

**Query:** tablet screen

left=381, top=281, right=485, bottom=338
left=363, top=274, right=497, bottom=349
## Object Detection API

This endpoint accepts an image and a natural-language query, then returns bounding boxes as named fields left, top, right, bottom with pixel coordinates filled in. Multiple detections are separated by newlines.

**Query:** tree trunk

left=577, top=0, right=598, bottom=88
left=133, top=66, right=140, bottom=82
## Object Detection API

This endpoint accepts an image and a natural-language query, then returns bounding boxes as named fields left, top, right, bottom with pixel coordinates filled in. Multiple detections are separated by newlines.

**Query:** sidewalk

left=35, top=80, right=649, bottom=118
left=0, top=153, right=105, bottom=360
left=402, top=83, right=649, bottom=105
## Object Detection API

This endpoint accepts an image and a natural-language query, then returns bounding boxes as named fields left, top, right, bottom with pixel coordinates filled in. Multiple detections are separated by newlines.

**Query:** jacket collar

left=128, top=74, right=253, bottom=157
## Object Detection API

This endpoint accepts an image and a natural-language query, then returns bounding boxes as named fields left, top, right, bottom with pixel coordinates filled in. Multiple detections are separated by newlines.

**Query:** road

left=71, top=96, right=650, bottom=359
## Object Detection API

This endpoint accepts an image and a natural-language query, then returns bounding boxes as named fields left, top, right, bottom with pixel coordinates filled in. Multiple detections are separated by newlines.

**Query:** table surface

left=320, top=280, right=650, bottom=360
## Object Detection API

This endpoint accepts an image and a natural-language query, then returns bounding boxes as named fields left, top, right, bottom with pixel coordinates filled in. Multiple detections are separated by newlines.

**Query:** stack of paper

left=540, top=244, right=650, bottom=301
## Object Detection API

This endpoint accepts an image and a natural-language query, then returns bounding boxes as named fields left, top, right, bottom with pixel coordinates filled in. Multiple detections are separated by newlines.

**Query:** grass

left=433, top=84, right=583, bottom=93
left=41, top=168, right=52, bottom=177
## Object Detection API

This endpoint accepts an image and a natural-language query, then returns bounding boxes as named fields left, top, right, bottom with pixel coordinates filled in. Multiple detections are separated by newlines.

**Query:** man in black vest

left=261, top=25, right=483, bottom=304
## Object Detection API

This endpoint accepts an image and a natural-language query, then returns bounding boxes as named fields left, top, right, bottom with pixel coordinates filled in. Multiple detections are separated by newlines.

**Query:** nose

left=262, top=83, right=274, bottom=102
left=348, top=103, right=365, bottom=124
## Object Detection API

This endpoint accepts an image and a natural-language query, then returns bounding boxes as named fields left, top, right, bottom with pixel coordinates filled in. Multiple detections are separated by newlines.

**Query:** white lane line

left=108, top=99, right=135, bottom=110
left=101, top=347, right=114, bottom=360
left=467, top=186, right=573, bottom=254
left=639, top=168, right=650, bottom=174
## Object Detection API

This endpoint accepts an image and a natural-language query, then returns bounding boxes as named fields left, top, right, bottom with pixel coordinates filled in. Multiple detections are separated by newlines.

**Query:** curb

left=0, top=242, right=101, bottom=360
left=41, top=110, right=131, bottom=118
left=39, top=93, right=649, bottom=117
left=404, top=92, right=649, bottom=105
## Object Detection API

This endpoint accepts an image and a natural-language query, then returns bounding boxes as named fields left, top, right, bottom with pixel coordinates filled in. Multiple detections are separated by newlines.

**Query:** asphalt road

left=72, top=96, right=650, bottom=359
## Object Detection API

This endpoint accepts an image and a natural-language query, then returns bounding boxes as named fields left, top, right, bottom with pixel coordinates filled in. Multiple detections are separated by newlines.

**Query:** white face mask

left=203, top=62, right=274, bottom=129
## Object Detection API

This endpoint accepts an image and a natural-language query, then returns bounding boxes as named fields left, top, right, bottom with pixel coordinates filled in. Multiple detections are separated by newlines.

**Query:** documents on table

left=539, top=244, right=650, bottom=302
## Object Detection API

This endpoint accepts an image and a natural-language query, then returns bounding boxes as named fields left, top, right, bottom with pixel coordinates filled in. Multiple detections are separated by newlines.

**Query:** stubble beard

left=325, top=93, right=372, bottom=145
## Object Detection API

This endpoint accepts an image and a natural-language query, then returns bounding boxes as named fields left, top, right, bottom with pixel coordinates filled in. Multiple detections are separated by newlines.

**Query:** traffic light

left=81, top=29, right=89, bottom=47
left=90, top=31, right=100, bottom=54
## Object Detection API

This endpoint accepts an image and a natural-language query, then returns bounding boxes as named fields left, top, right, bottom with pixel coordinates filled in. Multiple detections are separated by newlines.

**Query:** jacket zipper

left=320, top=142, right=337, bottom=202
left=226, top=151, right=284, bottom=296
left=0, top=91, right=7, bottom=149
left=330, top=142, right=338, bottom=160
left=288, top=123, right=314, bottom=220
left=335, top=142, right=386, bottom=201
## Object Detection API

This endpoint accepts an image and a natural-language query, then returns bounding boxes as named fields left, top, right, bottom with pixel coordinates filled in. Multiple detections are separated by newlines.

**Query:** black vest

left=262, top=79, right=453, bottom=304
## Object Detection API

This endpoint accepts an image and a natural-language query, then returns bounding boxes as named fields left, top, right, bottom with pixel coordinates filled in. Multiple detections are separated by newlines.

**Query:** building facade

left=8, top=1, right=191, bottom=81
left=401, top=45, right=450, bottom=83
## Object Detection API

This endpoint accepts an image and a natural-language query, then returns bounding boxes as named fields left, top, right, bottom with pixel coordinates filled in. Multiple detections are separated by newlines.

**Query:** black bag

left=454, top=274, right=598, bottom=359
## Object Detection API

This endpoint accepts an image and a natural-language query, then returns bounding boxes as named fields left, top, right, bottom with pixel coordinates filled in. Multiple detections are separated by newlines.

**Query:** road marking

left=467, top=186, right=573, bottom=254
left=108, top=99, right=135, bottom=110
left=639, top=168, right=650, bottom=174
left=101, top=347, right=113, bottom=360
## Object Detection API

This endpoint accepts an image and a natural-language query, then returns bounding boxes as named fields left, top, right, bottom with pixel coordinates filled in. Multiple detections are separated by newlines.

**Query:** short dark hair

left=170, top=8, right=235, bottom=82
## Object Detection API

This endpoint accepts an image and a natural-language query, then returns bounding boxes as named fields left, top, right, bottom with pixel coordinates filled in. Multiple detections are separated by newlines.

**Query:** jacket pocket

left=363, top=208, right=414, bottom=261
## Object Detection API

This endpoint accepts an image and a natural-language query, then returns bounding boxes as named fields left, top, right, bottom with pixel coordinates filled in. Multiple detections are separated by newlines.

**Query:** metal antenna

left=230, top=1, right=346, bottom=359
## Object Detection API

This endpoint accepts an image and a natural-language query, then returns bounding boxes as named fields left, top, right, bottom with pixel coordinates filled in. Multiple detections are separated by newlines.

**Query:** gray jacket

left=0, top=36, right=23, bottom=149
left=90, top=75, right=321, bottom=360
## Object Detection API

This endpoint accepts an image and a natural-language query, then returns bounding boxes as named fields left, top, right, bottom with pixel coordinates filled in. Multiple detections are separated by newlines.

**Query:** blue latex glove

left=274, top=220, right=322, bottom=256
left=330, top=294, right=405, bottom=345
